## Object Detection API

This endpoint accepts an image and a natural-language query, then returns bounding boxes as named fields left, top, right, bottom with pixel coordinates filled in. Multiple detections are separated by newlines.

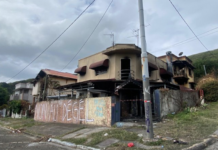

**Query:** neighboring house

left=57, top=44, right=194, bottom=121
left=10, top=82, right=33, bottom=103
left=158, top=53, right=195, bottom=89
left=32, top=69, right=77, bottom=102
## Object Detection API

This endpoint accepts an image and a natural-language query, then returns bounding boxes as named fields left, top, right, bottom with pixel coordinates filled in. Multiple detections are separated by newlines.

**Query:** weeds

left=86, top=129, right=140, bottom=146
left=155, top=102, right=218, bottom=150
left=65, top=138, right=87, bottom=145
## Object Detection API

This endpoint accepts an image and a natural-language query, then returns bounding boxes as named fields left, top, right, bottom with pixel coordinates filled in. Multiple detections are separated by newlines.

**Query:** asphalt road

left=0, top=127, right=80, bottom=150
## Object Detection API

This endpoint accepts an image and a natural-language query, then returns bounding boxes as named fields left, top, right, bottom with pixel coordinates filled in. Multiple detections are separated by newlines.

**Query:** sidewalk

left=0, top=118, right=163, bottom=149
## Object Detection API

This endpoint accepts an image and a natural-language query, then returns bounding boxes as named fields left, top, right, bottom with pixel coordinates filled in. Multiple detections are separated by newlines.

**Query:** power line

left=5, top=0, right=96, bottom=82
left=169, top=0, right=209, bottom=51
left=61, top=0, right=114, bottom=71
left=151, top=26, right=218, bottom=53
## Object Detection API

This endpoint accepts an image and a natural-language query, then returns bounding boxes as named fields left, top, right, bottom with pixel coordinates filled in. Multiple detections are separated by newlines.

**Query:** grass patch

left=0, top=117, right=41, bottom=129
left=154, top=102, right=218, bottom=150
left=65, top=138, right=87, bottom=145
left=86, top=129, right=140, bottom=147
left=145, top=140, right=164, bottom=146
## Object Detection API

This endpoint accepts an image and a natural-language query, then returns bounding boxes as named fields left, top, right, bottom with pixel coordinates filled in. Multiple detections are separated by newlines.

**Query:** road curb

left=49, top=138, right=100, bottom=150
left=182, top=138, right=216, bottom=150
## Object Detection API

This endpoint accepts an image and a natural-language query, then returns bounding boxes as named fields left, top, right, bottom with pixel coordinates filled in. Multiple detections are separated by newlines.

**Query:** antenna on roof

left=127, top=29, right=139, bottom=46
left=179, top=52, right=183, bottom=56
left=104, top=32, right=114, bottom=47
left=127, top=24, right=150, bottom=46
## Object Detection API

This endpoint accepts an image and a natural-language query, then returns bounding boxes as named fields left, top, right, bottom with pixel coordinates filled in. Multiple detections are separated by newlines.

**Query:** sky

left=0, top=0, right=218, bottom=83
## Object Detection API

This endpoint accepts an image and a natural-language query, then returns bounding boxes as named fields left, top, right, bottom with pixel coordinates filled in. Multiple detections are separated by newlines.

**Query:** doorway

left=121, top=58, right=130, bottom=80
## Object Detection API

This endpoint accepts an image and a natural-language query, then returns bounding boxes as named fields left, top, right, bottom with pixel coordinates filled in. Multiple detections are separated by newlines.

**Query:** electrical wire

left=5, top=0, right=96, bottom=82
left=151, top=27, right=218, bottom=53
left=61, top=0, right=114, bottom=71
left=169, top=0, right=209, bottom=51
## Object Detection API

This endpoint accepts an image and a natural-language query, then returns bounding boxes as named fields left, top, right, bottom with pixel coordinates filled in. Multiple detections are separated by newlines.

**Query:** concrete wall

left=34, top=97, right=112, bottom=126
left=77, top=46, right=168, bottom=82
left=51, top=77, right=77, bottom=86
left=78, top=52, right=115, bottom=82
left=157, top=90, right=199, bottom=118
left=32, top=82, right=40, bottom=96
left=10, top=89, right=33, bottom=103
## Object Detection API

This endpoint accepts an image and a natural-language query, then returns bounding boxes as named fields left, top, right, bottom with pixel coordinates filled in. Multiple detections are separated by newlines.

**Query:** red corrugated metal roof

left=42, top=69, right=77, bottom=79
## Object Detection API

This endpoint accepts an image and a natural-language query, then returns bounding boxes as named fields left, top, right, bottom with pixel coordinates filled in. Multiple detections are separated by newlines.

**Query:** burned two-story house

left=57, top=44, right=195, bottom=121
left=158, top=53, right=195, bottom=89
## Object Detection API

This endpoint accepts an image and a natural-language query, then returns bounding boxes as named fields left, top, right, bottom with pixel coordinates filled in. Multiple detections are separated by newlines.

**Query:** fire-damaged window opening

left=95, top=67, right=108, bottom=75
left=189, top=68, right=192, bottom=76
left=92, top=93, right=99, bottom=97
left=149, top=69, right=152, bottom=77
left=121, top=58, right=131, bottom=80
left=174, top=66, right=177, bottom=74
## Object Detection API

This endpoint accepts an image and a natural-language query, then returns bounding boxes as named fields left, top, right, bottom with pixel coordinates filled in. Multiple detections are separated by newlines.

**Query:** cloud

left=0, top=0, right=218, bottom=82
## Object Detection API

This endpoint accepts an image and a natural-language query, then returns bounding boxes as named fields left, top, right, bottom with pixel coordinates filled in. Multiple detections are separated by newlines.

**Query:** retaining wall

left=154, top=90, right=199, bottom=120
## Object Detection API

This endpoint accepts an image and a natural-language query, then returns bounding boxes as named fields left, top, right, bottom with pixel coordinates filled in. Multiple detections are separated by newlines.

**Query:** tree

left=0, top=87, right=9, bottom=106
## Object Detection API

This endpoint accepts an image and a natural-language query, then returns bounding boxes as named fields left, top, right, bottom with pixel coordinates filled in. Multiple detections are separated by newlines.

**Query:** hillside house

left=10, top=82, right=33, bottom=103
left=32, top=69, right=77, bottom=102
left=158, top=53, right=195, bottom=89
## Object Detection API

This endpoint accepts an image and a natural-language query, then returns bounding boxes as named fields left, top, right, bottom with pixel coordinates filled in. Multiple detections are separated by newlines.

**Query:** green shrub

left=9, top=100, right=22, bottom=113
left=201, top=80, right=218, bottom=102
left=0, top=104, right=8, bottom=110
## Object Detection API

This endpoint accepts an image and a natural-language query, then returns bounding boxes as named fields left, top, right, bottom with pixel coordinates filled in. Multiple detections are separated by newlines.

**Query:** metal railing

left=118, top=69, right=135, bottom=80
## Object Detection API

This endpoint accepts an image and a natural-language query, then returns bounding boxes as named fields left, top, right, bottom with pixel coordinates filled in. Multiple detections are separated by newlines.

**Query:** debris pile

left=10, top=129, right=24, bottom=134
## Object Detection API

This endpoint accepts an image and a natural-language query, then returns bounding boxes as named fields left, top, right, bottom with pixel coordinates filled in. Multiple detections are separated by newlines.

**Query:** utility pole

left=138, top=0, right=154, bottom=139
left=203, top=65, right=207, bottom=75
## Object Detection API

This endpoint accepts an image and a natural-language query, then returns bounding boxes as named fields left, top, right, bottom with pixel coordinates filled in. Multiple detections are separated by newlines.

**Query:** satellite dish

left=179, top=52, right=183, bottom=56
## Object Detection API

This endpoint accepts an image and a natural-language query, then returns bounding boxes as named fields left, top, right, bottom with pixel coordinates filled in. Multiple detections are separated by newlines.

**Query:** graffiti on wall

left=94, top=99, right=105, bottom=117
left=34, top=97, right=111, bottom=126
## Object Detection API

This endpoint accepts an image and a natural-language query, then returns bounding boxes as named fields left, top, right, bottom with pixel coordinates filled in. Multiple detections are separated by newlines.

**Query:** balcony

left=15, top=83, right=33, bottom=90
left=173, top=71, right=189, bottom=84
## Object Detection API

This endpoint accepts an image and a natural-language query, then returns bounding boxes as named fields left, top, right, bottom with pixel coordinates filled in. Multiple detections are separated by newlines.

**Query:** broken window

left=95, top=67, right=108, bottom=75
left=121, top=58, right=131, bottom=80
left=189, top=68, right=192, bottom=76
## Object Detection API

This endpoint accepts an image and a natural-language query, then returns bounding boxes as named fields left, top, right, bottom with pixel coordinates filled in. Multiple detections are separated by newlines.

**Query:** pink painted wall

left=34, top=97, right=112, bottom=126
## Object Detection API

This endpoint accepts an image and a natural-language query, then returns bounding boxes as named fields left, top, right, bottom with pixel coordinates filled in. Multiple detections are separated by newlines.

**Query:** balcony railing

left=173, top=71, right=188, bottom=78
left=15, top=83, right=33, bottom=89
left=118, top=69, right=135, bottom=80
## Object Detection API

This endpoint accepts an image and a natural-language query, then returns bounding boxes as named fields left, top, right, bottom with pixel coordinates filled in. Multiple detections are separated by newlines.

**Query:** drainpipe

left=166, top=51, right=173, bottom=82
